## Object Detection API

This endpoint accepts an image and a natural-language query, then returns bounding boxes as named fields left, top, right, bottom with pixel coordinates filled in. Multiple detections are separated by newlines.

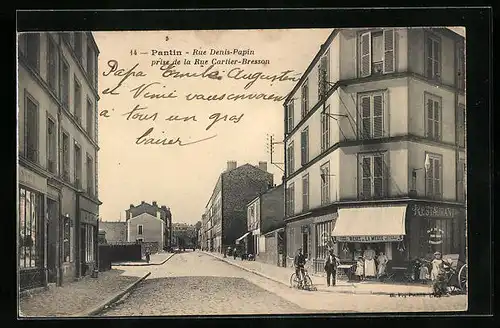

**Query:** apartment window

left=46, top=117, right=56, bottom=173
left=360, top=153, right=386, bottom=199
left=286, top=101, right=294, bottom=133
left=74, top=32, right=83, bottom=62
left=47, top=36, right=57, bottom=92
left=457, top=43, right=465, bottom=90
left=74, top=77, right=82, bottom=123
left=457, top=103, right=465, bottom=147
left=87, top=45, right=94, bottom=86
left=425, top=34, right=441, bottom=80
left=24, top=94, right=39, bottom=163
left=359, top=92, right=385, bottom=139
left=138, top=224, right=144, bottom=235
left=286, top=183, right=295, bottom=216
left=457, top=159, right=466, bottom=202
left=300, top=127, right=309, bottom=165
left=86, top=99, right=93, bottom=138
left=321, top=105, right=331, bottom=151
left=74, top=143, right=82, bottom=188
left=425, top=153, right=442, bottom=199
left=286, top=141, right=295, bottom=176
left=63, top=217, right=71, bottom=262
left=302, top=174, right=309, bottom=211
left=425, top=93, right=442, bottom=140
left=19, top=188, right=43, bottom=268
left=320, top=162, right=331, bottom=205
left=301, top=79, right=309, bottom=118
left=61, top=59, right=70, bottom=108
left=86, top=154, right=94, bottom=196
left=360, top=29, right=395, bottom=77
left=318, top=50, right=330, bottom=99
left=25, top=33, right=40, bottom=72
left=61, top=132, right=70, bottom=181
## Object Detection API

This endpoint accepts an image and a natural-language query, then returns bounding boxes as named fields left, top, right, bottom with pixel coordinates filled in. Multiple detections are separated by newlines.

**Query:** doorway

left=80, top=227, right=86, bottom=276
left=46, top=199, right=58, bottom=284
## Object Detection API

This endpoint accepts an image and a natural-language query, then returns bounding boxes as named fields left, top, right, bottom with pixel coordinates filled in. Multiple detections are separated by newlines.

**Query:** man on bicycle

left=294, top=248, right=306, bottom=285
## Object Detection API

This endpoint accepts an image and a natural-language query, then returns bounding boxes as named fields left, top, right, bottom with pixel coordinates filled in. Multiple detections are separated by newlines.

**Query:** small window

left=138, top=224, right=143, bottom=235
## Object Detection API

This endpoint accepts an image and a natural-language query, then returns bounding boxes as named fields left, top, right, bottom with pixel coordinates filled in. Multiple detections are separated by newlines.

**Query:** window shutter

left=433, top=40, right=441, bottom=78
left=373, top=156, right=384, bottom=197
left=373, top=94, right=384, bottom=138
left=433, top=158, right=441, bottom=197
left=301, top=130, right=306, bottom=165
left=360, top=96, right=371, bottom=138
left=427, top=98, right=434, bottom=138
left=360, top=32, right=371, bottom=77
left=383, top=29, right=395, bottom=73
left=426, top=158, right=434, bottom=196
left=434, top=100, right=440, bottom=139
left=362, top=157, right=372, bottom=198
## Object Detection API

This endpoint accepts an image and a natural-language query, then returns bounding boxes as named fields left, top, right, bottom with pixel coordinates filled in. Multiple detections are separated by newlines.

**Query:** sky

left=94, top=29, right=333, bottom=224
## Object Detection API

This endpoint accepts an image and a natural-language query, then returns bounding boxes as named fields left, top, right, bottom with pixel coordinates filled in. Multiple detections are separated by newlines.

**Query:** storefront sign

left=19, top=166, right=47, bottom=194
left=411, top=204, right=457, bottom=218
left=427, top=227, right=444, bottom=245
left=334, top=235, right=403, bottom=243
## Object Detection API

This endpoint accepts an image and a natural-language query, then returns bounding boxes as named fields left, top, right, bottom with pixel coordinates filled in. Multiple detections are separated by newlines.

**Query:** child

left=430, top=251, right=443, bottom=281
left=355, top=256, right=365, bottom=281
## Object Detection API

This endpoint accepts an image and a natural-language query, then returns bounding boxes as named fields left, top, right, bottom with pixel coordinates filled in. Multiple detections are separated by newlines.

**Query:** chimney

left=258, top=161, right=267, bottom=172
left=153, top=201, right=157, bottom=207
left=141, top=201, right=145, bottom=204
left=227, top=161, right=237, bottom=171
left=129, top=204, right=134, bottom=209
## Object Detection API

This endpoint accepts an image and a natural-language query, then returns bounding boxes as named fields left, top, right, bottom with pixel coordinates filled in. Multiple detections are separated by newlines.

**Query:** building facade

left=18, top=32, right=101, bottom=291
left=202, top=161, right=274, bottom=253
left=125, top=201, right=172, bottom=250
left=127, top=213, right=164, bottom=253
left=99, top=221, right=127, bottom=243
left=283, top=28, right=466, bottom=274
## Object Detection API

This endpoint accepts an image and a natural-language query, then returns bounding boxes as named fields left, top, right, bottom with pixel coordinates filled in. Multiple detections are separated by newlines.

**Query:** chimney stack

left=129, top=204, right=134, bottom=209
left=141, top=201, right=145, bottom=204
left=258, top=161, right=267, bottom=172
left=153, top=201, right=157, bottom=207
left=227, top=161, right=237, bottom=171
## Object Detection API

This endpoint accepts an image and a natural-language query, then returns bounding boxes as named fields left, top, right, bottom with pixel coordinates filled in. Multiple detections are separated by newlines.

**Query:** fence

left=98, top=243, right=142, bottom=271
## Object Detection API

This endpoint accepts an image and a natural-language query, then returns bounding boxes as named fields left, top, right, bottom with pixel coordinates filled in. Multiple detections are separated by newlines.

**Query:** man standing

left=294, top=248, right=306, bottom=283
left=324, top=249, right=339, bottom=287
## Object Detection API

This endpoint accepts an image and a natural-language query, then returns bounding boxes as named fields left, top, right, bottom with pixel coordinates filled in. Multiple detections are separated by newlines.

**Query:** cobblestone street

left=100, top=251, right=467, bottom=316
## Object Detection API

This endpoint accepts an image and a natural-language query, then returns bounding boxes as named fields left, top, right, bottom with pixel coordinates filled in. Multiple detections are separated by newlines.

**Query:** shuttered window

left=425, top=93, right=441, bottom=140
left=425, top=154, right=442, bottom=199
left=360, top=29, right=395, bottom=77
left=457, top=42, right=465, bottom=90
left=286, top=100, right=294, bottom=133
left=301, top=80, right=309, bottom=118
left=321, top=105, right=331, bottom=151
left=318, top=51, right=330, bottom=99
left=286, top=141, right=294, bottom=176
left=286, top=183, right=295, bottom=216
left=360, top=153, right=386, bottom=199
left=302, top=174, right=309, bottom=211
left=300, top=127, right=309, bottom=165
left=457, top=103, right=465, bottom=147
left=47, top=36, right=57, bottom=93
left=359, top=92, right=385, bottom=139
left=457, top=159, right=466, bottom=202
left=426, top=35, right=441, bottom=80
left=320, top=162, right=331, bottom=205
left=25, top=95, right=39, bottom=163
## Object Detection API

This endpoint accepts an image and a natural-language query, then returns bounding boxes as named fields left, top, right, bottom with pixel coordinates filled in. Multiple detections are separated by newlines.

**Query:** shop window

left=315, top=220, right=333, bottom=260
left=63, top=217, right=71, bottom=262
left=19, top=188, right=42, bottom=268
left=421, top=218, right=458, bottom=258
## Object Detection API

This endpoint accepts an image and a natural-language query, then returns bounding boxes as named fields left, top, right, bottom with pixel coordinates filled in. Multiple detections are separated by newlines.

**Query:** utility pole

left=266, top=133, right=284, bottom=172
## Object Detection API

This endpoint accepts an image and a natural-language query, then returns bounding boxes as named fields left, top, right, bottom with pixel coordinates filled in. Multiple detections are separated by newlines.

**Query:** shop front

left=311, top=212, right=337, bottom=275
left=285, top=217, right=315, bottom=265
left=77, top=193, right=99, bottom=278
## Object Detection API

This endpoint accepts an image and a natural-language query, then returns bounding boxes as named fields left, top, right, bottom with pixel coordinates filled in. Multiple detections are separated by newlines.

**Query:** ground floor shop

left=77, top=194, right=100, bottom=277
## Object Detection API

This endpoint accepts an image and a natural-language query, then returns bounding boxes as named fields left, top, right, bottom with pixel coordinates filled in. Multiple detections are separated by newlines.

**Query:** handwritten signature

left=136, top=127, right=217, bottom=147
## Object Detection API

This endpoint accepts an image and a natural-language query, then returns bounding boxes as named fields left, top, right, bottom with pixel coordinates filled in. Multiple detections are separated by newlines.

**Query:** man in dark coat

left=294, top=248, right=306, bottom=283
left=324, top=249, right=339, bottom=287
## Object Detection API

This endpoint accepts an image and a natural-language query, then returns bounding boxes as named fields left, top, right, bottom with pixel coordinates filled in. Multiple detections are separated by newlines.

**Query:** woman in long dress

left=376, top=251, right=389, bottom=278
left=363, top=246, right=377, bottom=277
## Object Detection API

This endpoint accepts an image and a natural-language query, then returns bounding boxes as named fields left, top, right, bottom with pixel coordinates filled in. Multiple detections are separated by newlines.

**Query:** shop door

left=80, top=227, right=86, bottom=276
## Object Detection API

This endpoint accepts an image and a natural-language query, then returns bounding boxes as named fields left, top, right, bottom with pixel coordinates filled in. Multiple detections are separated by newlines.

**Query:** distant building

left=99, top=221, right=127, bottom=243
left=202, top=161, right=273, bottom=253
left=127, top=212, right=164, bottom=252
left=171, top=223, right=197, bottom=248
left=126, top=201, right=172, bottom=250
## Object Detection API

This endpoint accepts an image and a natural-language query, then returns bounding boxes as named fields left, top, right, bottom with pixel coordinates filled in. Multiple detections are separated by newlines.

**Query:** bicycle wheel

left=458, top=264, right=467, bottom=292
left=290, top=273, right=300, bottom=288
left=304, top=275, right=314, bottom=290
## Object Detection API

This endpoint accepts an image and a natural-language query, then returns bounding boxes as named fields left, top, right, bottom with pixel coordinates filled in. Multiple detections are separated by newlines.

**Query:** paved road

left=100, top=251, right=467, bottom=316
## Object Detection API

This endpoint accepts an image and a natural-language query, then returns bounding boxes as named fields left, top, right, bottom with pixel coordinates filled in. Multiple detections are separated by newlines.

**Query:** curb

left=112, top=253, right=176, bottom=267
left=203, top=252, right=430, bottom=296
left=75, top=271, right=151, bottom=317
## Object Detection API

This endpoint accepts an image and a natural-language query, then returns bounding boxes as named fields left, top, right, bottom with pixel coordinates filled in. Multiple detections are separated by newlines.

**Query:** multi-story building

left=202, top=161, right=274, bottom=253
left=18, top=32, right=101, bottom=291
left=283, top=28, right=466, bottom=274
left=125, top=201, right=172, bottom=250
left=171, top=223, right=197, bottom=248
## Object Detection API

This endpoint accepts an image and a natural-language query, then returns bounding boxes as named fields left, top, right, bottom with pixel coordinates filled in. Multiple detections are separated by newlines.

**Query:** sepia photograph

left=17, top=25, right=468, bottom=317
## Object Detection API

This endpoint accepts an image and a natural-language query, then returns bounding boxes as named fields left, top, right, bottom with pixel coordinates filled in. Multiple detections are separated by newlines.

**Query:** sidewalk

left=204, top=252, right=433, bottom=295
left=19, top=268, right=149, bottom=317
left=113, top=251, right=174, bottom=266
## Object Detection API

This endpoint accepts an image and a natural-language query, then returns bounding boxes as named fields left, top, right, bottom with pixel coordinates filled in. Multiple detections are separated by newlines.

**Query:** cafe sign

left=411, top=204, right=458, bottom=219
left=333, top=235, right=403, bottom=243
left=427, top=227, right=444, bottom=245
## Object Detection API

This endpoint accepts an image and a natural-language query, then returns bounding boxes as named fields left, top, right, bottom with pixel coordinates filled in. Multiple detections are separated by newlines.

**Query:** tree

left=195, top=221, right=202, bottom=231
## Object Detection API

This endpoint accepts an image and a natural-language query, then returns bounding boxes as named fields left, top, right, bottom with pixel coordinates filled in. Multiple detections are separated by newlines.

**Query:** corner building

left=283, top=28, right=466, bottom=273
left=18, top=32, right=101, bottom=290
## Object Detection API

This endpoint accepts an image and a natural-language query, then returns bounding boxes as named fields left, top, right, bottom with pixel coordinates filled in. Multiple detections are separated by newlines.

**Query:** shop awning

left=332, top=205, right=407, bottom=243
left=235, top=232, right=251, bottom=244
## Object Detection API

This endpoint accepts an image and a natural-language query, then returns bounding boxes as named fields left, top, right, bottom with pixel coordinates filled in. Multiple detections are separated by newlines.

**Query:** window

left=47, top=36, right=57, bottom=92
left=86, top=99, right=93, bottom=138
left=457, top=103, right=465, bottom=147
left=286, top=141, right=295, bottom=176
left=86, top=154, right=94, bottom=196
left=286, top=101, right=294, bottom=133
left=74, top=32, right=83, bottom=62
left=320, top=162, right=331, bottom=205
left=321, top=105, right=331, bottom=151
left=19, top=188, right=43, bottom=268
left=318, top=50, right=330, bottom=99
left=425, top=153, right=442, bottom=199
left=360, top=153, right=386, bottom=199
left=425, top=93, right=442, bottom=140
left=46, top=117, right=56, bottom=173
left=74, top=78, right=82, bottom=123
left=359, top=29, right=395, bottom=77
left=425, top=35, right=441, bottom=80
left=87, top=45, right=94, bottom=85
left=302, top=174, right=309, bottom=211
left=25, top=33, right=40, bottom=72
left=137, top=224, right=144, bottom=235
left=315, top=220, right=334, bottom=260
left=63, top=217, right=71, bottom=262
left=300, top=127, right=309, bottom=165
left=85, top=224, right=95, bottom=262
left=74, top=143, right=82, bottom=188
left=301, top=80, right=309, bottom=118
left=457, top=43, right=465, bottom=90
left=457, top=159, right=466, bottom=202
left=24, top=94, right=39, bottom=163
left=61, top=132, right=70, bottom=182
left=286, top=183, right=295, bottom=216
left=359, top=92, right=385, bottom=139
left=61, top=59, right=70, bottom=108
